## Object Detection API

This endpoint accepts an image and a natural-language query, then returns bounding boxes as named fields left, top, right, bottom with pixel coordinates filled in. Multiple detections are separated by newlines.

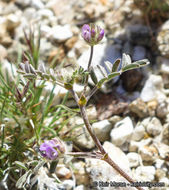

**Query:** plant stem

left=79, top=105, right=144, bottom=190
left=80, top=106, right=106, bottom=154
left=67, top=152, right=97, bottom=159
left=86, top=85, right=98, bottom=102
left=83, top=46, right=94, bottom=96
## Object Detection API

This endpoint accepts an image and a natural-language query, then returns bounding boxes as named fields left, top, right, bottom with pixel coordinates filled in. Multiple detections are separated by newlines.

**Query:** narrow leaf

left=14, top=161, right=28, bottom=171
left=90, top=69, right=98, bottom=84
left=112, top=59, right=121, bottom=72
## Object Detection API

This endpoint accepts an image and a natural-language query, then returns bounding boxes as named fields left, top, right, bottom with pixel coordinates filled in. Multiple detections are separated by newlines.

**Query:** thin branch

left=69, top=89, right=79, bottom=104
left=83, top=46, right=94, bottom=96
left=86, top=85, right=98, bottom=102
left=79, top=105, right=144, bottom=190
left=67, top=152, right=97, bottom=159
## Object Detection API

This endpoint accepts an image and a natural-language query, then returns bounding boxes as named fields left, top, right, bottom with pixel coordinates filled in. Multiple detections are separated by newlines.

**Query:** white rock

left=127, top=152, right=141, bottom=168
left=86, top=141, right=135, bottom=190
left=129, top=138, right=152, bottom=152
left=159, top=57, right=169, bottom=74
left=143, top=117, right=163, bottom=136
left=75, top=185, right=86, bottom=190
left=134, top=166, right=156, bottom=181
left=41, top=25, right=52, bottom=38
left=92, top=120, right=112, bottom=142
left=51, top=24, right=73, bottom=42
left=23, top=8, right=37, bottom=20
left=155, top=159, right=165, bottom=169
left=0, top=45, right=7, bottom=61
left=140, top=74, right=166, bottom=102
left=73, top=161, right=89, bottom=185
left=110, top=117, right=134, bottom=146
left=15, top=0, right=31, bottom=7
left=159, top=177, right=169, bottom=187
left=86, top=105, right=97, bottom=120
left=56, top=165, right=71, bottom=178
left=37, top=9, right=54, bottom=19
left=6, top=14, right=20, bottom=31
left=157, top=20, right=169, bottom=57
left=78, top=43, right=121, bottom=70
left=62, top=180, right=75, bottom=190
left=69, top=117, right=95, bottom=149
left=31, top=0, right=44, bottom=9
left=131, top=123, right=145, bottom=141
left=138, top=145, right=157, bottom=162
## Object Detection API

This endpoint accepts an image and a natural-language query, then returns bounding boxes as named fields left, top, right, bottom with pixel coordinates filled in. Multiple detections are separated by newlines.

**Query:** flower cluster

left=39, top=138, right=65, bottom=160
left=81, top=23, right=104, bottom=46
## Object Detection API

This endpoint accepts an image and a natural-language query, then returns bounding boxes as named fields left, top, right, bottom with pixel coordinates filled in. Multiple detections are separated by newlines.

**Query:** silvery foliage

left=90, top=53, right=150, bottom=88
left=18, top=54, right=149, bottom=89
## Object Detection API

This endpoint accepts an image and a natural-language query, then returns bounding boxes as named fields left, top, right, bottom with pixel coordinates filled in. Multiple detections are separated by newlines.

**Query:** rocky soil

left=0, top=0, right=169, bottom=190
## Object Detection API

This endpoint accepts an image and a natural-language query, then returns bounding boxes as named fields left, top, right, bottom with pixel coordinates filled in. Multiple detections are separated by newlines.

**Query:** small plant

left=0, top=24, right=150, bottom=190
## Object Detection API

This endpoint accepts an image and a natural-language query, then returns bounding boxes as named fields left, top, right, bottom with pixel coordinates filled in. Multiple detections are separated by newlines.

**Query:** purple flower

left=39, top=138, right=65, bottom=160
left=81, top=23, right=104, bottom=46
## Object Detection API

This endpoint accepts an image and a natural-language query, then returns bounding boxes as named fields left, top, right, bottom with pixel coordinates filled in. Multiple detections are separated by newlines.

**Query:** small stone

left=143, top=117, right=163, bottom=136
left=86, top=105, right=97, bottom=120
left=86, top=141, right=134, bottom=190
left=6, top=13, right=20, bottom=31
left=127, top=152, right=141, bottom=168
left=131, top=123, right=145, bottom=141
left=92, top=120, right=112, bottom=142
left=159, top=177, right=169, bottom=188
left=159, top=57, right=169, bottom=74
left=147, top=99, right=158, bottom=116
left=156, top=101, right=168, bottom=119
left=134, top=166, right=156, bottom=181
left=138, top=145, right=158, bottom=162
left=110, top=117, right=134, bottom=146
left=129, top=98, right=148, bottom=118
left=73, top=161, right=89, bottom=185
left=108, top=115, right=122, bottom=126
left=157, top=20, right=169, bottom=57
left=62, top=180, right=75, bottom=190
left=69, top=116, right=95, bottom=149
left=23, top=7, right=36, bottom=20
left=37, top=9, right=54, bottom=19
left=132, top=45, right=146, bottom=61
left=154, top=141, right=169, bottom=160
left=15, top=0, right=31, bottom=8
left=155, top=168, right=166, bottom=181
left=161, top=123, right=169, bottom=145
left=129, top=140, right=140, bottom=152
left=56, top=165, right=71, bottom=179
left=140, top=74, right=166, bottom=102
left=75, top=185, right=86, bottom=190
left=31, top=0, right=44, bottom=9
left=65, top=36, right=78, bottom=50
left=129, top=138, right=152, bottom=152
left=50, top=24, right=73, bottom=42
left=0, top=45, right=7, bottom=61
